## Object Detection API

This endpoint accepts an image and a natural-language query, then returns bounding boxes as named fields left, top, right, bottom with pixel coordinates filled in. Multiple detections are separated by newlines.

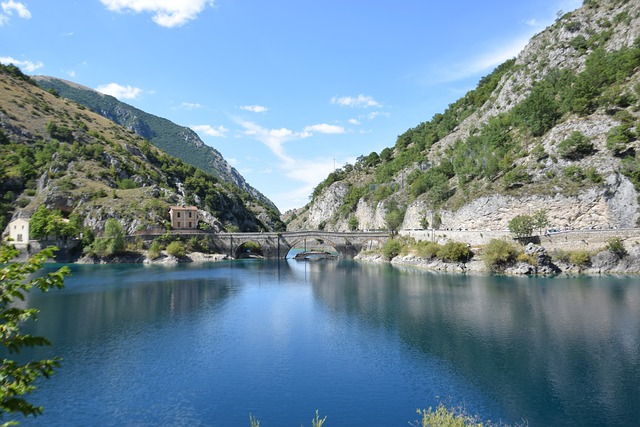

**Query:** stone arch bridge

left=134, top=230, right=389, bottom=259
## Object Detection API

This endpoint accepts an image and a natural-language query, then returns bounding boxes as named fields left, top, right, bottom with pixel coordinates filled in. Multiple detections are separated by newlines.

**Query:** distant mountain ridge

left=32, top=76, right=278, bottom=213
left=0, top=64, right=284, bottom=237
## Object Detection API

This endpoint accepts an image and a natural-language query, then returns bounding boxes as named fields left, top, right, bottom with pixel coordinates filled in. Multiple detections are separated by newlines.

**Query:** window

left=177, top=222, right=181, bottom=228
left=177, top=212, right=181, bottom=218
left=17, top=234, right=23, bottom=242
left=188, top=212, right=192, bottom=218
left=188, top=222, right=192, bottom=228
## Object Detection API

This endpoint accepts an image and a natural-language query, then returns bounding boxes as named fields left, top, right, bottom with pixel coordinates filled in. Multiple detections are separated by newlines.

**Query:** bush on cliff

left=437, top=241, right=473, bottom=263
left=483, top=239, right=518, bottom=271
left=382, top=239, right=406, bottom=260
left=166, top=241, right=186, bottom=258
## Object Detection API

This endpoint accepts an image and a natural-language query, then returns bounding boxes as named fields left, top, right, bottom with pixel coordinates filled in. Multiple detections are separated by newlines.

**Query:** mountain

left=32, top=76, right=278, bottom=213
left=0, top=64, right=284, bottom=236
left=285, top=0, right=640, bottom=233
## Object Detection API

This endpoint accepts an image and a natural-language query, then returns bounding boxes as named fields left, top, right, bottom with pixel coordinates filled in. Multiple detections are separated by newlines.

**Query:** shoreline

left=355, top=244, right=640, bottom=276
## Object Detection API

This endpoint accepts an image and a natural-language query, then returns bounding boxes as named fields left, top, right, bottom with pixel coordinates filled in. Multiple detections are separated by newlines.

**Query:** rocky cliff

left=286, top=0, right=640, bottom=234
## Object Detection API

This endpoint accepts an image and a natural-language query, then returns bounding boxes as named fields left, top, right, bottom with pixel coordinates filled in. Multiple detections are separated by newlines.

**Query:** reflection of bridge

left=134, top=231, right=389, bottom=259
left=212, top=231, right=389, bottom=259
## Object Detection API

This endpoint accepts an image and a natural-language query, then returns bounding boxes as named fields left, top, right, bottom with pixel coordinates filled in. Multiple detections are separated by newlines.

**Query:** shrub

left=606, top=124, right=635, bottom=157
left=483, top=239, right=518, bottom=271
left=414, top=403, right=492, bottom=427
left=382, top=239, right=405, bottom=260
left=437, top=241, right=472, bottom=263
left=166, top=241, right=186, bottom=258
left=148, top=240, right=161, bottom=260
left=414, top=241, right=441, bottom=259
left=552, top=249, right=570, bottom=263
left=557, top=131, right=594, bottom=160
left=607, top=237, right=627, bottom=258
left=503, top=166, right=531, bottom=189
left=569, top=250, right=591, bottom=267
left=564, top=164, right=586, bottom=181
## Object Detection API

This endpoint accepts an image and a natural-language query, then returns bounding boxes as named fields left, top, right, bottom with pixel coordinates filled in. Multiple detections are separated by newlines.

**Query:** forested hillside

left=32, top=76, right=278, bottom=212
left=286, top=0, right=640, bottom=233
left=0, top=64, right=284, bottom=240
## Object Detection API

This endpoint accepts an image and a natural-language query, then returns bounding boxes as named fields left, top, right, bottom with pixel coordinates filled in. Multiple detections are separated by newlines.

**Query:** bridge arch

left=234, top=240, right=264, bottom=259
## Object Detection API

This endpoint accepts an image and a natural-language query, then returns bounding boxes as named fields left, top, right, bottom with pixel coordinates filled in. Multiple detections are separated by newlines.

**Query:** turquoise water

left=8, top=260, right=640, bottom=426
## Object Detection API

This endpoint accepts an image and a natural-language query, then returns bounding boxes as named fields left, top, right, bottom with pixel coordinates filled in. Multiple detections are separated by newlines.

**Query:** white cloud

left=0, top=56, right=43, bottom=72
left=100, top=0, right=213, bottom=28
left=0, top=1, right=31, bottom=24
left=348, top=118, right=361, bottom=125
left=240, top=105, right=268, bottom=113
left=181, top=102, right=204, bottom=109
left=367, top=111, right=390, bottom=120
left=303, top=123, right=345, bottom=134
left=239, top=121, right=301, bottom=161
left=332, top=94, right=381, bottom=108
left=191, top=124, right=228, bottom=137
left=95, top=82, right=142, bottom=100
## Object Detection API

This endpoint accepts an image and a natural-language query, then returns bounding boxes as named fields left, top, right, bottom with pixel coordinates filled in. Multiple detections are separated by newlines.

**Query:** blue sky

left=1, top=0, right=581, bottom=212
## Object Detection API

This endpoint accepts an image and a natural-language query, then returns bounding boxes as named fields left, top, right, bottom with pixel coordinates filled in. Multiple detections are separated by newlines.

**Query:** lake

left=8, top=260, right=640, bottom=426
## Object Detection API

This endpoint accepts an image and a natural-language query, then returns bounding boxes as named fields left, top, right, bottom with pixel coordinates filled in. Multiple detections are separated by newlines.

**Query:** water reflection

left=12, top=261, right=640, bottom=426
left=308, top=262, right=640, bottom=426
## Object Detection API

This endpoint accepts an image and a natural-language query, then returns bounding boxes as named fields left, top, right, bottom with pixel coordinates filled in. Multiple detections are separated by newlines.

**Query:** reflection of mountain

left=24, top=265, right=237, bottom=345
left=308, top=262, right=640, bottom=426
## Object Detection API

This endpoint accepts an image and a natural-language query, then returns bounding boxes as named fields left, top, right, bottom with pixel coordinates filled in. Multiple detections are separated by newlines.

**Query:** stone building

left=7, top=218, right=30, bottom=246
left=169, top=206, right=198, bottom=230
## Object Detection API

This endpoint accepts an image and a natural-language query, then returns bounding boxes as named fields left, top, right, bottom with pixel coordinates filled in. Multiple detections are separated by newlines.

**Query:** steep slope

left=0, top=64, right=284, bottom=236
left=32, top=76, right=278, bottom=213
left=287, top=0, right=640, bottom=233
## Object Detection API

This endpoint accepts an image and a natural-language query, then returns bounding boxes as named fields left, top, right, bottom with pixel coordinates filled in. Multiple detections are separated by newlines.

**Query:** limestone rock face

left=285, top=0, right=640, bottom=235
left=306, top=182, right=349, bottom=230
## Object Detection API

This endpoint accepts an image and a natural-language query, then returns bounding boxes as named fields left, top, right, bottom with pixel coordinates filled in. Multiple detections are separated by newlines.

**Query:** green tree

left=347, top=216, right=359, bottom=231
left=385, top=206, right=404, bottom=237
left=532, top=209, right=550, bottom=236
left=0, top=245, right=68, bottom=421
left=104, top=218, right=125, bottom=255
left=29, top=206, right=75, bottom=240
left=508, top=214, right=534, bottom=238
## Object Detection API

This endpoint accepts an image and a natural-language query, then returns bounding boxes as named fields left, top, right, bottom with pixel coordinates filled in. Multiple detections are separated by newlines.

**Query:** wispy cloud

left=99, top=0, right=214, bottom=28
left=331, top=94, right=381, bottom=108
left=95, top=82, right=142, bottom=100
left=303, top=123, right=345, bottom=134
left=240, top=105, right=268, bottom=113
left=181, top=102, right=204, bottom=110
left=0, top=0, right=31, bottom=25
left=239, top=121, right=301, bottom=161
left=191, top=124, right=228, bottom=137
left=424, top=35, right=530, bottom=85
left=0, top=56, right=43, bottom=72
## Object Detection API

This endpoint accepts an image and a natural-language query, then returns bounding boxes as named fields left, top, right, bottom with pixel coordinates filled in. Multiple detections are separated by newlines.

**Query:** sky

left=1, top=0, right=582, bottom=212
